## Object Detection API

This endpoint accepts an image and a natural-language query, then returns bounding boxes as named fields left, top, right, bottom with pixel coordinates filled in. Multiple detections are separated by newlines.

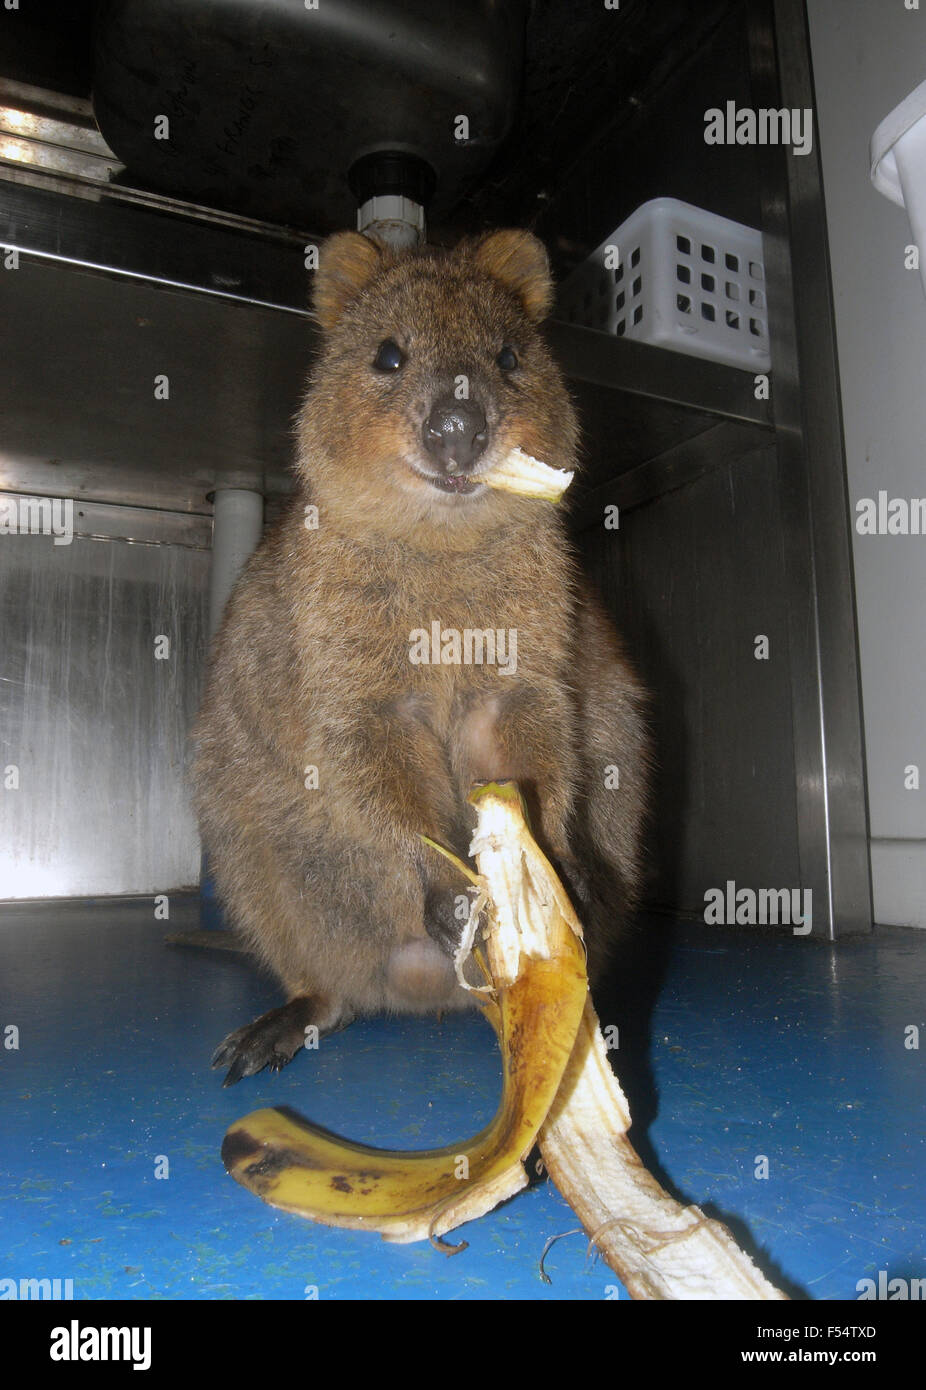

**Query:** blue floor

left=1, top=898, right=923, bottom=1301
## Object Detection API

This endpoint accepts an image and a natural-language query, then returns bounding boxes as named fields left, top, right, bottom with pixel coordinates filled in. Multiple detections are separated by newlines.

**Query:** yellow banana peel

left=222, top=782, right=588, bottom=1246
left=222, top=780, right=785, bottom=1297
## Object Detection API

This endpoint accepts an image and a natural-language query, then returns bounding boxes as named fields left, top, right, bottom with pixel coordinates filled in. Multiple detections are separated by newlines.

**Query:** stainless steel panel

left=0, top=82, right=123, bottom=182
left=571, top=419, right=772, bottom=526
left=0, top=256, right=311, bottom=511
left=0, top=177, right=313, bottom=312
left=0, top=494, right=212, bottom=548
left=0, top=508, right=209, bottom=899
left=552, top=0, right=871, bottom=938
left=746, top=0, right=873, bottom=936
left=547, top=323, right=773, bottom=429
left=581, top=439, right=801, bottom=912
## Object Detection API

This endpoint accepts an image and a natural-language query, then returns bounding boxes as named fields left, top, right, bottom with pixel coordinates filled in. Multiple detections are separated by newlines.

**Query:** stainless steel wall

left=0, top=246, right=312, bottom=903
left=580, top=436, right=801, bottom=913
left=0, top=0, right=872, bottom=933
left=0, top=503, right=210, bottom=898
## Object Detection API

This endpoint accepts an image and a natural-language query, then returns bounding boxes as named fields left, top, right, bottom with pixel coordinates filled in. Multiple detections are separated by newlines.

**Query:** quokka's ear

left=313, top=232, right=384, bottom=331
left=470, top=229, right=554, bottom=323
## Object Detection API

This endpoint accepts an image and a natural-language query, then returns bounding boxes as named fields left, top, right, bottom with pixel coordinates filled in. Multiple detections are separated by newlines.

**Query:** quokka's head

left=296, top=229, right=578, bottom=535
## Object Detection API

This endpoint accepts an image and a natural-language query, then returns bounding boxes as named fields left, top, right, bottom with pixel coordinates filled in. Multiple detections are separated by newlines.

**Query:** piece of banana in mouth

left=480, top=447, right=575, bottom=501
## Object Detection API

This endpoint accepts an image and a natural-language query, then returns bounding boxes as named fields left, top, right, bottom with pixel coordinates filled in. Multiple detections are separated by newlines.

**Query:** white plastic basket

left=557, top=197, right=771, bottom=371
left=871, top=78, right=926, bottom=298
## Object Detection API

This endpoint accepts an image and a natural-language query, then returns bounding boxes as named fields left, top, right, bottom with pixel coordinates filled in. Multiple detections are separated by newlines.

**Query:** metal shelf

left=547, top=321, right=772, bottom=429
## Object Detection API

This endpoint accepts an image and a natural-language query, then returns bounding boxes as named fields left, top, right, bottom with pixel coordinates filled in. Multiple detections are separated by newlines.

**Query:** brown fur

left=191, top=229, right=649, bottom=1080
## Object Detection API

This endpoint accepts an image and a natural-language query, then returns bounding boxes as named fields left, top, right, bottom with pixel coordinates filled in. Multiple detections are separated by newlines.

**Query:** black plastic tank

left=92, top=0, right=528, bottom=228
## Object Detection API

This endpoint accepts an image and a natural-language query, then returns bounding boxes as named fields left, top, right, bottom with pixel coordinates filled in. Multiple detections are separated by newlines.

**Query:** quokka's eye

left=373, top=339, right=405, bottom=372
left=496, top=345, right=519, bottom=371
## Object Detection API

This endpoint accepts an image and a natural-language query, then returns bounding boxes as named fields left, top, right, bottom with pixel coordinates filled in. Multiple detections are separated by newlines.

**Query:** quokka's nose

left=421, top=396, right=488, bottom=473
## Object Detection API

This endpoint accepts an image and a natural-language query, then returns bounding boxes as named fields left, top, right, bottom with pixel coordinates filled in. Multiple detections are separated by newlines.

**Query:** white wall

left=806, top=0, right=926, bottom=926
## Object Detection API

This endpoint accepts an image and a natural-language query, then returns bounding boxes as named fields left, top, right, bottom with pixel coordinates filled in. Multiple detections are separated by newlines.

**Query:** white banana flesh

left=480, top=446, right=575, bottom=501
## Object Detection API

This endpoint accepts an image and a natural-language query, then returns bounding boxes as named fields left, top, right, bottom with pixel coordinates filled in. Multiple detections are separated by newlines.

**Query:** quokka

left=191, top=228, right=649, bottom=1084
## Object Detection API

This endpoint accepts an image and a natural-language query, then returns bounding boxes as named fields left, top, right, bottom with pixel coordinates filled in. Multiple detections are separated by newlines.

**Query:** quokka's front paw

left=552, top=853, right=593, bottom=914
left=422, top=882, right=480, bottom=957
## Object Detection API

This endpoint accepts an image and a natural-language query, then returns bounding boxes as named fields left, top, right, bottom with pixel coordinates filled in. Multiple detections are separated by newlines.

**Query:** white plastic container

left=871, top=78, right=926, bottom=297
left=556, top=197, right=771, bottom=371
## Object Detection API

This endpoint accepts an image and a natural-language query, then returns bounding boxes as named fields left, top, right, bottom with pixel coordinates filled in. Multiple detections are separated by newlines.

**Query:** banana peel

left=222, top=782, right=588, bottom=1246
left=222, top=780, right=785, bottom=1298
left=537, top=1000, right=786, bottom=1299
